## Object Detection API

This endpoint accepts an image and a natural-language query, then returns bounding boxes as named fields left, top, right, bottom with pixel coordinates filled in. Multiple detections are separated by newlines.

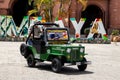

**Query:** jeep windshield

left=46, top=28, right=69, bottom=41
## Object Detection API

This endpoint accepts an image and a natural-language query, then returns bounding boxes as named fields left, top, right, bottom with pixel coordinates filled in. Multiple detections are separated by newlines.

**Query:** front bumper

left=64, top=61, right=91, bottom=66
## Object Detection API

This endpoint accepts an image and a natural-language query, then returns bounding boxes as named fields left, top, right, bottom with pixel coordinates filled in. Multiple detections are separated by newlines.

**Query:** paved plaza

left=0, top=41, right=120, bottom=80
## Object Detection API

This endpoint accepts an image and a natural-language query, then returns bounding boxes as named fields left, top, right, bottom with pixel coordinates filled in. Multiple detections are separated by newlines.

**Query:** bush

left=111, top=30, right=120, bottom=35
left=84, top=28, right=90, bottom=35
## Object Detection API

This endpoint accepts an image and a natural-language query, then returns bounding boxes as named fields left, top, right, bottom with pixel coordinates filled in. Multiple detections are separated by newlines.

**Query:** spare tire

left=20, top=43, right=27, bottom=56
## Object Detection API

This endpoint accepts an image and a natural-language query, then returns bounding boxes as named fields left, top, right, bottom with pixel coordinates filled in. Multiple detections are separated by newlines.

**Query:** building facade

left=0, top=0, right=120, bottom=34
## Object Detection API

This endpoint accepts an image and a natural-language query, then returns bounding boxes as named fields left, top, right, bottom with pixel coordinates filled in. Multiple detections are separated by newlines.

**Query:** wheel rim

left=51, top=58, right=62, bottom=72
left=21, top=47, right=25, bottom=54
left=27, top=55, right=35, bottom=66
left=78, top=57, right=87, bottom=71
left=20, top=44, right=26, bottom=56
left=52, top=61, right=57, bottom=71
left=28, top=56, right=33, bottom=65
left=21, top=47, right=25, bottom=52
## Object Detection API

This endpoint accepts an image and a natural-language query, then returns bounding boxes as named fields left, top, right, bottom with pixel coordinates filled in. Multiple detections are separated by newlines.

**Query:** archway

left=10, top=0, right=30, bottom=26
left=81, top=5, right=104, bottom=34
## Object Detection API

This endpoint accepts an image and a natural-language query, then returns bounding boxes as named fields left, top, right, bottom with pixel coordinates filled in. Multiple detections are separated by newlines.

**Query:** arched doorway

left=81, top=5, right=104, bottom=34
left=10, top=0, right=29, bottom=26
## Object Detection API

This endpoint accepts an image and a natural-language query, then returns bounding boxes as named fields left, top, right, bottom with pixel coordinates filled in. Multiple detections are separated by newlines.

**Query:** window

left=47, top=29, right=69, bottom=41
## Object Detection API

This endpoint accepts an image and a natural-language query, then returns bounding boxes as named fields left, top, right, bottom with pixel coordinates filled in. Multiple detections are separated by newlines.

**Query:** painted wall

left=0, top=15, right=107, bottom=41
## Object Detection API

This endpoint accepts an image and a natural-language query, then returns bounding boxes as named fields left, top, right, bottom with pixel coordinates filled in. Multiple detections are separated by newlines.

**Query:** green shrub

left=111, top=30, right=119, bottom=35
left=84, top=28, right=90, bottom=35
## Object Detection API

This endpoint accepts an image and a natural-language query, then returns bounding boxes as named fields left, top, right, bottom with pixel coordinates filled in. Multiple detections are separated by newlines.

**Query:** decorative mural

left=0, top=15, right=42, bottom=38
left=0, top=15, right=108, bottom=41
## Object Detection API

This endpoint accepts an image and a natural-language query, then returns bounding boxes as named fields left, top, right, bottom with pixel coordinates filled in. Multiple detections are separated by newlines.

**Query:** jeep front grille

left=70, top=48, right=79, bottom=61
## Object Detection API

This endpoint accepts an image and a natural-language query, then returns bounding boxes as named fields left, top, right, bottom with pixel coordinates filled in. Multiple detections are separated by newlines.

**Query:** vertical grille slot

left=70, top=48, right=79, bottom=61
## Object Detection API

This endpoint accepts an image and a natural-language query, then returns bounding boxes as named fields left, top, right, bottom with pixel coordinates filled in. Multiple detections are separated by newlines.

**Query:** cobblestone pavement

left=0, top=41, right=120, bottom=80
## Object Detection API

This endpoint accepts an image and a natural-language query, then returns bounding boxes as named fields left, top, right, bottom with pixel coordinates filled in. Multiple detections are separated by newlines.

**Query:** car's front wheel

left=51, top=58, right=62, bottom=73
left=27, top=54, right=36, bottom=67
left=77, top=57, right=87, bottom=71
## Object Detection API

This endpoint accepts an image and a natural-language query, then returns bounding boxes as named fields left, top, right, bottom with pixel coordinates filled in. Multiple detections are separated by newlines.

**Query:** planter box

left=110, top=35, right=120, bottom=42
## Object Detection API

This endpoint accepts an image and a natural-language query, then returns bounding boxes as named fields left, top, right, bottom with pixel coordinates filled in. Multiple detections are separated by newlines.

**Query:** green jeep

left=20, top=22, right=91, bottom=73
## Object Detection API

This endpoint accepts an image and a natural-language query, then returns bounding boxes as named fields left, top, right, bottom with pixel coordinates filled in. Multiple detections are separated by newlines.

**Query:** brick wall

left=0, top=0, right=120, bottom=31
left=0, top=8, right=8, bottom=14
left=88, top=0, right=109, bottom=29
left=109, top=0, right=120, bottom=29
left=0, top=0, right=11, bottom=15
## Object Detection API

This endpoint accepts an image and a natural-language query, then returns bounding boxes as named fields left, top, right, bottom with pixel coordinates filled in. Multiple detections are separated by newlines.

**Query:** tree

left=53, top=0, right=88, bottom=19
left=78, top=0, right=88, bottom=11
left=27, top=0, right=88, bottom=21
left=28, top=0, right=54, bottom=21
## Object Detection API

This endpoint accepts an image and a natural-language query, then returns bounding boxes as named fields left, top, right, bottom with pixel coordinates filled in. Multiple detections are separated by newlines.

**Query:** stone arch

left=81, top=5, right=104, bottom=34
left=9, top=0, right=29, bottom=26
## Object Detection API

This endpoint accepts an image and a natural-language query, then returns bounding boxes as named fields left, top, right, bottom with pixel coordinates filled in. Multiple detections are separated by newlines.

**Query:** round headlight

left=80, top=48, right=84, bottom=53
left=67, top=48, right=71, bottom=53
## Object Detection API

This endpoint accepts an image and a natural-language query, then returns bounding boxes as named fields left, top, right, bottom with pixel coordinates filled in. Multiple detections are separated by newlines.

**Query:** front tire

left=27, top=54, right=36, bottom=67
left=77, top=57, right=87, bottom=71
left=51, top=58, right=62, bottom=73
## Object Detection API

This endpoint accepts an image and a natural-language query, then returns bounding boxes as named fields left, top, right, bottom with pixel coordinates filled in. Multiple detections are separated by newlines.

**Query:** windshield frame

left=45, top=28, right=70, bottom=42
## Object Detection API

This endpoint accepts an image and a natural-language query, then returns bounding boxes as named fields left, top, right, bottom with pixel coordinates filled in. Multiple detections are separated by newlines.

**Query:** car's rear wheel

left=51, top=58, right=62, bottom=73
left=77, top=57, right=87, bottom=71
left=27, top=54, right=36, bottom=67
left=20, top=43, right=27, bottom=56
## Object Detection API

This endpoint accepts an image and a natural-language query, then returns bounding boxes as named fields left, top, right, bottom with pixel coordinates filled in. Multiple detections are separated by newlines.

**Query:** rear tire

left=20, top=43, right=27, bottom=56
left=77, top=57, right=87, bottom=71
left=51, top=58, right=62, bottom=73
left=27, top=54, right=36, bottom=67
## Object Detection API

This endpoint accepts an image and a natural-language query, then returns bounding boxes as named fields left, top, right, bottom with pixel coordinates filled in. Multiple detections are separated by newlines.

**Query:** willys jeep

left=20, top=22, right=91, bottom=73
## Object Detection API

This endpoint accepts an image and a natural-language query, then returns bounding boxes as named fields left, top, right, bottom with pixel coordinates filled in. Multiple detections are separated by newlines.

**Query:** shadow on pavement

left=60, top=67, right=94, bottom=75
left=27, top=62, right=94, bottom=75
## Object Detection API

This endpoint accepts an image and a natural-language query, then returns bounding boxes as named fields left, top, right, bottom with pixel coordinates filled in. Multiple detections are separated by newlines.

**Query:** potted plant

left=111, top=29, right=120, bottom=42
left=84, top=28, right=90, bottom=37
